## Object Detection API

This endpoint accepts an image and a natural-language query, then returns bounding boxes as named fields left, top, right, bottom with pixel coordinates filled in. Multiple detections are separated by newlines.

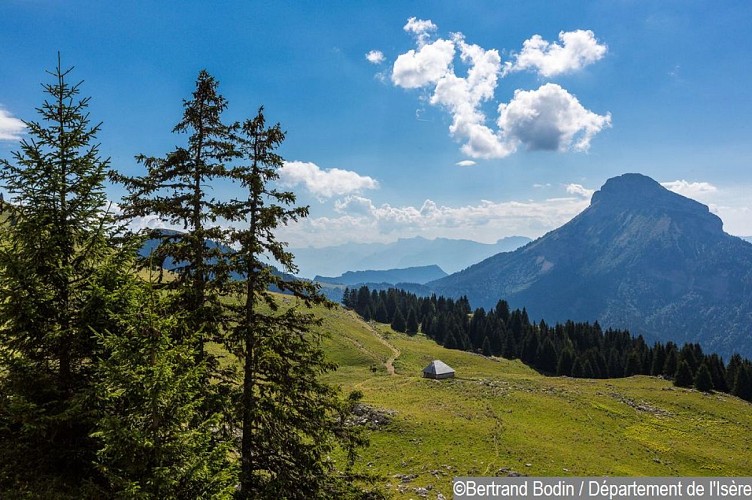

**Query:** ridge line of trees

left=343, top=286, right=752, bottom=401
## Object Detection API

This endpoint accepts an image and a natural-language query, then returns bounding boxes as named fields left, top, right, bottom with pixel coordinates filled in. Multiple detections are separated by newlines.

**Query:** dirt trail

left=362, top=316, right=400, bottom=375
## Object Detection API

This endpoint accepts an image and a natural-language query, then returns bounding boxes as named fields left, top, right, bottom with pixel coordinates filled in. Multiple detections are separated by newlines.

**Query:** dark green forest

left=343, top=286, right=752, bottom=401
left=0, top=59, right=375, bottom=499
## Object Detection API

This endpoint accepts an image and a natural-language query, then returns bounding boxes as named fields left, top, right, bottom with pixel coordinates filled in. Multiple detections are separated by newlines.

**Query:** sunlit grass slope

left=304, top=295, right=752, bottom=498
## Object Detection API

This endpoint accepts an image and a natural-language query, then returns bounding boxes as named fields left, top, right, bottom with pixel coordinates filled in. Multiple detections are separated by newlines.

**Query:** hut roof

left=423, top=359, right=455, bottom=376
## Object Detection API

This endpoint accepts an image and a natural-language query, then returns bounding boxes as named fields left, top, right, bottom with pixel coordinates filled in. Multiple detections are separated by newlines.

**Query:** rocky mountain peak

left=588, top=173, right=723, bottom=235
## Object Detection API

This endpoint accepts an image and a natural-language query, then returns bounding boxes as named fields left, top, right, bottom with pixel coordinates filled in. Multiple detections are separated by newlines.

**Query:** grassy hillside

left=305, top=298, right=752, bottom=498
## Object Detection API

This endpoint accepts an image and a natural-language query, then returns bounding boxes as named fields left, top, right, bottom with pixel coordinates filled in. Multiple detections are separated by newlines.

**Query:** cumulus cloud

left=504, top=30, right=607, bottom=77
left=365, top=50, right=385, bottom=64
left=456, top=160, right=477, bottom=167
left=392, top=38, right=455, bottom=89
left=497, top=83, right=612, bottom=152
left=278, top=161, right=379, bottom=199
left=430, top=35, right=512, bottom=159
left=661, top=180, right=718, bottom=200
left=0, top=107, right=26, bottom=141
left=389, top=18, right=610, bottom=160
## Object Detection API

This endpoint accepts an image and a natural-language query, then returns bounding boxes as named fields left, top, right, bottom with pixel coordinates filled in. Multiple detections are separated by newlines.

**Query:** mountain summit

left=430, top=173, right=752, bottom=357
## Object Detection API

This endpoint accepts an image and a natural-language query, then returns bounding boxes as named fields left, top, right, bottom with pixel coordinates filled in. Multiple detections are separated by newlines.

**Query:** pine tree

left=607, top=348, right=624, bottom=378
left=663, top=347, right=679, bottom=378
left=374, top=300, right=389, bottom=324
left=535, top=338, right=558, bottom=374
left=624, top=351, right=641, bottom=377
left=650, top=343, right=667, bottom=376
left=391, top=307, right=407, bottom=333
left=674, top=360, right=694, bottom=388
left=726, top=354, right=743, bottom=391
left=0, top=56, right=127, bottom=492
left=481, top=336, right=492, bottom=356
left=707, top=354, right=728, bottom=393
left=733, top=365, right=752, bottom=402
left=405, top=308, right=419, bottom=335
left=556, top=348, right=575, bottom=377
left=226, top=107, right=366, bottom=498
left=93, top=280, right=236, bottom=497
left=693, top=362, right=714, bottom=393
left=112, top=69, right=235, bottom=368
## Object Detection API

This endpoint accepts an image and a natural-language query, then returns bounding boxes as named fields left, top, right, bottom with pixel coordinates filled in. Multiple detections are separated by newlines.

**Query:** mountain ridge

left=314, top=264, right=447, bottom=286
left=290, top=235, right=531, bottom=278
left=429, top=173, right=752, bottom=358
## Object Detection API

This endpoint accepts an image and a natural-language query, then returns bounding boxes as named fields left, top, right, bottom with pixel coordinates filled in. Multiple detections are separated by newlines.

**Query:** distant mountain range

left=290, top=235, right=531, bottom=278
left=430, top=173, right=752, bottom=359
left=315, top=265, right=446, bottom=286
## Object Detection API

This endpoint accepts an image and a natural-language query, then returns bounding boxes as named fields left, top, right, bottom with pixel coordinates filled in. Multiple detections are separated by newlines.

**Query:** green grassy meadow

left=305, top=298, right=752, bottom=498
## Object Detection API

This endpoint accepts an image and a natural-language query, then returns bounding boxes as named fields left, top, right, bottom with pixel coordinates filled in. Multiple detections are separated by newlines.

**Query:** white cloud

left=661, top=180, right=718, bottom=200
left=565, top=183, right=595, bottom=198
left=403, top=17, right=437, bottom=46
left=497, top=83, right=612, bottom=152
left=278, top=161, right=379, bottom=199
left=429, top=34, right=511, bottom=159
left=504, top=30, right=607, bottom=77
left=278, top=186, right=594, bottom=247
left=0, top=107, right=26, bottom=141
left=456, top=160, right=476, bottom=167
left=391, top=38, right=455, bottom=89
left=390, top=19, right=610, bottom=159
left=366, top=50, right=385, bottom=65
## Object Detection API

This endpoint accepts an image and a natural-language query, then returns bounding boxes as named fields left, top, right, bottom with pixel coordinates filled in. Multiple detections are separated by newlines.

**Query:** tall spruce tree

left=0, top=57, right=126, bottom=493
left=112, top=70, right=235, bottom=368
left=227, top=107, right=366, bottom=498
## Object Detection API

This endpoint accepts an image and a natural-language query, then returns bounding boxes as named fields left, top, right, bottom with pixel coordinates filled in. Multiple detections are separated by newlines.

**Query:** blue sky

left=1, top=1, right=751, bottom=246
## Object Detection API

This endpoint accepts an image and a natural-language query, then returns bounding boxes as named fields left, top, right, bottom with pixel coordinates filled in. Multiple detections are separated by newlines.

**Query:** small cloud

left=0, top=107, right=26, bottom=141
left=278, top=161, right=379, bottom=199
left=334, top=195, right=375, bottom=216
left=366, top=50, right=385, bottom=65
left=533, top=183, right=552, bottom=189
left=565, top=183, right=595, bottom=198
left=455, top=160, right=476, bottom=167
left=503, top=29, right=607, bottom=78
left=403, top=17, right=438, bottom=46
left=661, top=180, right=718, bottom=199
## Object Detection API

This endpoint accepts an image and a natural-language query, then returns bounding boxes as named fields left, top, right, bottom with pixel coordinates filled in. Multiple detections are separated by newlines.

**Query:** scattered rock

left=348, top=404, right=396, bottom=429
left=414, top=487, right=429, bottom=497
left=610, top=393, right=673, bottom=416
left=437, top=494, right=446, bottom=500
left=392, top=473, right=418, bottom=483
